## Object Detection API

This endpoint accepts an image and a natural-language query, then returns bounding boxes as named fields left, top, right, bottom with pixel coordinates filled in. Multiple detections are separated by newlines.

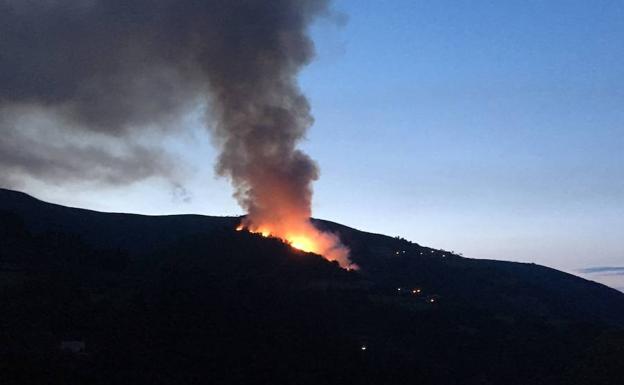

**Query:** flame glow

left=289, top=236, right=315, bottom=253
left=236, top=219, right=356, bottom=270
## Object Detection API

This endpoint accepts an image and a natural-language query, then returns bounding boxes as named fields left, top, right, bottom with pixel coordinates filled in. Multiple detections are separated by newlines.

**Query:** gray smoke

left=0, top=0, right=329, bottom=212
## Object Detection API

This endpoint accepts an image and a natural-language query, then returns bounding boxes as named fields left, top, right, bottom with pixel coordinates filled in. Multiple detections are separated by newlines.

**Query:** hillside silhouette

left=1, top=188, right=623, bottom=385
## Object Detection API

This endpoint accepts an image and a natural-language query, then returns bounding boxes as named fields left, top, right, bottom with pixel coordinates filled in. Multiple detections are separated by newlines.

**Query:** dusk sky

left=9, top=1, right=624, bottom=290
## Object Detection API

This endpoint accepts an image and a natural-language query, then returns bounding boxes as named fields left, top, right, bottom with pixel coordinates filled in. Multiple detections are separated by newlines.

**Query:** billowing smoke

left=0, top=0, right=352, bottom=266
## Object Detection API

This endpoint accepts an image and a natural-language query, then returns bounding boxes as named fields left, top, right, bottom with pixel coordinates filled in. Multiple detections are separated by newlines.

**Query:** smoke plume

left=0, top=0, right=351, bottom=266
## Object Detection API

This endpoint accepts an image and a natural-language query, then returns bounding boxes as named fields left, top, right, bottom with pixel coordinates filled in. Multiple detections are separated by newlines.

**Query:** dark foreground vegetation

left=1, top=188, right=623, bottom=385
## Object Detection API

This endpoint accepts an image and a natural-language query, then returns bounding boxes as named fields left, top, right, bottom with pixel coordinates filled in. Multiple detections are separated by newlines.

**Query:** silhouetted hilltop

left=1, top=188, right=623, bottom=385
left=0, top=188, right=239, bottom=254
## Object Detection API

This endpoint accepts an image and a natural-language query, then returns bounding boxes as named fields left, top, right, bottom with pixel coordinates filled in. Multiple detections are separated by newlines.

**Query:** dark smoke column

left=205, top=0, right=324, bottom=233
left=203, top=1, right=352, bottom=267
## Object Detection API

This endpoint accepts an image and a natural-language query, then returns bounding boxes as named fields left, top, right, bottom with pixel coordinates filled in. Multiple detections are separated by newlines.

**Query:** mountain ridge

left=1, top=187, right=623, bottom=323
left=1, top=187, right=623, bottom=385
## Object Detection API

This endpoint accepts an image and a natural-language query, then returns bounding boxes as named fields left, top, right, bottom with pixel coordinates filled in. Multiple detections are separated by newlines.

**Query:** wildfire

left=288, top=235, right=315, bottom=253
left=235, top=220, right=356, bottom=270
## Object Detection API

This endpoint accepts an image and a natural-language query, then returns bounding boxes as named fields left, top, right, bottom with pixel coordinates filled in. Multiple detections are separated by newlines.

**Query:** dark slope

left=0, top=188, right=239, bottom=254
left=317, top=219, right=624, bottom=327
left=3, top=187, right=622, bottom=326
left=1, top=188, right=623, bottom=385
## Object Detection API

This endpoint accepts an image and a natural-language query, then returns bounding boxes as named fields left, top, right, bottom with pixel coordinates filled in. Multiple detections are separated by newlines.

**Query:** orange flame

left=236, top=219, right=356, bottom=270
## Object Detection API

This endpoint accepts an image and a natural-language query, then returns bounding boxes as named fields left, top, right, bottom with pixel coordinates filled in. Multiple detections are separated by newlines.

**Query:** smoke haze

left=0, top=0, right=351, bottom=265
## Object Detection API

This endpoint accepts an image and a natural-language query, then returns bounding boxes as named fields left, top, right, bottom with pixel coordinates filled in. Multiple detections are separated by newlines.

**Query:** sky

left=10, top=1, right=624, bottom=290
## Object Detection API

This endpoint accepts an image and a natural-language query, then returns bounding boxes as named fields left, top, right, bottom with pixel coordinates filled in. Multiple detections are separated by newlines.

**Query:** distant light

left=429, top=298, right=435, bottom=303
left=361, top=345, right=367, bottom=351
left=397, top=288, right=401, bottom=291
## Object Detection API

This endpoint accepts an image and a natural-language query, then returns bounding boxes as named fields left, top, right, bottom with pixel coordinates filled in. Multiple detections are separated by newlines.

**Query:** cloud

left=171, top=183, right=192, bottom=204
left=577, top=266, right=624, bottom=276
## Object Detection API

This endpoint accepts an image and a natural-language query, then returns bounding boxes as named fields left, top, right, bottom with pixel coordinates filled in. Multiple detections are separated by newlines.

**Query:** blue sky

left=22, top=1, right=624, bottom=290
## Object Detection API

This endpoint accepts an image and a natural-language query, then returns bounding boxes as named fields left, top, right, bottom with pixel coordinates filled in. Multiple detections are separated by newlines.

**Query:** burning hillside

left=236, top=219, right=354, bottom=269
